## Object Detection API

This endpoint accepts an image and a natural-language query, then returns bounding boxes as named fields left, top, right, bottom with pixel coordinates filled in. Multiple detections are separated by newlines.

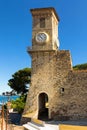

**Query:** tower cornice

left=30, top=7, right=60, bottom=21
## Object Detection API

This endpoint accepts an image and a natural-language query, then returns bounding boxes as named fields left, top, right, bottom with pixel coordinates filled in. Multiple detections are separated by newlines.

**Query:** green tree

left=73, top=63, right=87, bottom=70
left=8, top=68, right=31, bottom=95
left=11, top=95, right=26, bottom=113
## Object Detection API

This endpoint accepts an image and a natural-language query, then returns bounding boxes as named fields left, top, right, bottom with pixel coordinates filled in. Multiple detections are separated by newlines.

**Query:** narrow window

left=60, top=88, right=64, bottom=94
left=61, top=88, right=64, bottom=92
left=40, top=18, right=45, bottom=28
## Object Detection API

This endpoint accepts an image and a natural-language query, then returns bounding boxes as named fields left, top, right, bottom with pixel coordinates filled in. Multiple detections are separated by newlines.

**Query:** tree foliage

left=8, top=68, right=31, bottom=95
left=73, top=63, right=87, bottom=70
left=11, top=95, right=26, bottom=113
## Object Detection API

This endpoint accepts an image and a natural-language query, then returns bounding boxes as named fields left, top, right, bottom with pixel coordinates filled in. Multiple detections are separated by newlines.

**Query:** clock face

left=36, top=32, right=47, bottom=43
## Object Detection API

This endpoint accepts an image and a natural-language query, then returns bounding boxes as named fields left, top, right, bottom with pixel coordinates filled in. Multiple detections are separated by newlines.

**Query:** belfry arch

left=38, top=92, right=49, bottom=120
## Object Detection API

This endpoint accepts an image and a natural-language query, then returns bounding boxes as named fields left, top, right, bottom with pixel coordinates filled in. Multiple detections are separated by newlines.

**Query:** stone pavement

left=59, top=124, right=87, bottom=130
left=45, top=119, right=87, bottom=126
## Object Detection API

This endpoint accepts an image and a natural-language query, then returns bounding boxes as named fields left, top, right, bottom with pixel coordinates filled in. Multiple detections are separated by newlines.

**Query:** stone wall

left=51, top=69, right=87, bottom=120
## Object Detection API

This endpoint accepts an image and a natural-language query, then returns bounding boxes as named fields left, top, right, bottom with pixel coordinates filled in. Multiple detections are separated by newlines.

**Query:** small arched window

left=40, top=18, right=45, bottom=28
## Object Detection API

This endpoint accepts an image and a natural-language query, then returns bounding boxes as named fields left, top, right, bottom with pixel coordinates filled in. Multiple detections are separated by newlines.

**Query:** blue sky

left=0, top=0, right=87, bottom=94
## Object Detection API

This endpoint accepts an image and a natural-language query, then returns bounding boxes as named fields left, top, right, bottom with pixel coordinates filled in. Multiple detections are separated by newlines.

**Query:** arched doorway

left=38, top=93, right=49, bottom=120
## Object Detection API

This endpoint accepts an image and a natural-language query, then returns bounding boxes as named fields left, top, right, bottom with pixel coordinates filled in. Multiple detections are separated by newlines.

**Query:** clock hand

left=39, top=35, right=44, bottom=40
left=40, top=34, right=46, bottom=40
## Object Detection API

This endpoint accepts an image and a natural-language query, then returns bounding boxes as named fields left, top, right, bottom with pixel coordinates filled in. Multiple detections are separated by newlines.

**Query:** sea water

left=0, top=95, right=19, bottom=104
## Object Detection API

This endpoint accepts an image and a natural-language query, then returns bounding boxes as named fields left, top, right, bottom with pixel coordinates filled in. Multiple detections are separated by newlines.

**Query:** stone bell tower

left=23, top=7, right=72, bottom=121
left=30, top=7, right=60, bottom=51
